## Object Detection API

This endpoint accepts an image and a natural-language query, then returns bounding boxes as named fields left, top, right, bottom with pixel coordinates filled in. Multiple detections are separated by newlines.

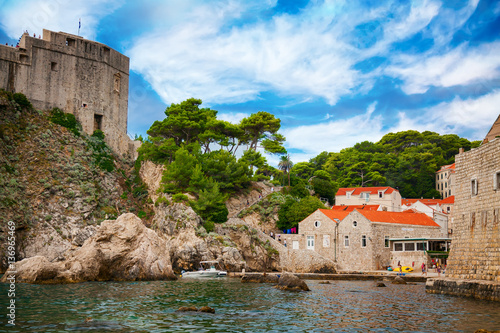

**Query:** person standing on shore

left=284, top=239, right=287, bottom=247
left=421, top=263, right=427, bottom=276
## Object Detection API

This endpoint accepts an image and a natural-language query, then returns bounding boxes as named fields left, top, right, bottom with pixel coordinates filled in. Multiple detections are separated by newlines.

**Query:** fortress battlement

left=0, top=29, right=138, bottom=157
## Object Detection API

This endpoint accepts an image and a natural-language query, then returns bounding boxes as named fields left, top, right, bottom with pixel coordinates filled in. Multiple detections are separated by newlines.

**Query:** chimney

left=459, top=147, right=464, bottom=154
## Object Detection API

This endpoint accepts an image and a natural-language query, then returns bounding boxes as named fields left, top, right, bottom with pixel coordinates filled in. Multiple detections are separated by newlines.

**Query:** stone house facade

left=436, top=163, right=455, bottom=199
left=0, top=29, right=139, bottom=157
left=288, top=208, right=441, bottom=272
left=444, top=138, right=500, bottom=283
left=335, top=187, right=402, bottom=211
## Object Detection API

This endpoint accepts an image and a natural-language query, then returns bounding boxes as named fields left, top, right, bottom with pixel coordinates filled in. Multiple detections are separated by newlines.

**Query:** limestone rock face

left=139, top=160, right=165, bottom=202
left=276, top=272, right=310, bottom=291
left=392, top=276, right=407, bottom=285
left=241, top=273, right=279, bottom=284
left=1, top=213, right=176, bottom=283
left=226, top=182, right=275, bottom=218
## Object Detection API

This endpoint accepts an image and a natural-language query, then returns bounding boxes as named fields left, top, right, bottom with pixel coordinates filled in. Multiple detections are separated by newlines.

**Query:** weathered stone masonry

left=427, top=138, right=500, bottom=301
left=0, top=29, right=138, bottom=157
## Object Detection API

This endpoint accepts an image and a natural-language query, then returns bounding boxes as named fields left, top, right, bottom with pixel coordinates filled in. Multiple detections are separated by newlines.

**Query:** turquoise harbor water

left=1, top=278, right=499, bottom=332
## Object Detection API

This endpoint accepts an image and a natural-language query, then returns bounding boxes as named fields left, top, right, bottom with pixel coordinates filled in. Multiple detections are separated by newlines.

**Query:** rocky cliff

left=0, top=91, right=314, bottom=282
left=0, top=92, right=152, bottom=273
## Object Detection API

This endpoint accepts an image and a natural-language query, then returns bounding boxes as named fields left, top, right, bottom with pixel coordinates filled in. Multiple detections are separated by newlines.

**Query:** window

left=447, top=206, right=450, bottom=213
left=323, top=235, right=330, bottom=248
left=471, top=178, right=478, bottom=196
left=378, top=191, right=383, bottom=198
left=66, top=38, right=75, bottom=47
left=417, top=242, right=425, bottom=251
left=314, top=221, right=321, bottom=228
left=361, top=235, right=367, bottom=247
left=352, top=221, right=357, bottom=227
left=394, top=243, right=403, bottom=251
left=346, top=192, right=351, bottom=199
left=384, top=236, right=390, bottom=248
left=445, top=182, right=447, bottom=188
left=114, top=73, right=121, bottom=93
left=494, top=171, right=500, bottom=191
left=51, top=62, right=58, bottom=71
left=292, top=240, right=299, bottom=250
left=404, top=243, right=415, bottom=251
left=344, top=235, right=349, bottom=247
left=306, top=236, right=314, bottom=250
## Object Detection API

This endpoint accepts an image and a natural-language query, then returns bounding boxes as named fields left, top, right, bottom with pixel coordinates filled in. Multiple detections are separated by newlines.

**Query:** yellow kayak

left=393, top=266, right=413, bottom=272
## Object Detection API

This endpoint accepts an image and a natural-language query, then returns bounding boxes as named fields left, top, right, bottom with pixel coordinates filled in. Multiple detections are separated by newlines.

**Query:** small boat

left=181, top=261, right=227, bottom=278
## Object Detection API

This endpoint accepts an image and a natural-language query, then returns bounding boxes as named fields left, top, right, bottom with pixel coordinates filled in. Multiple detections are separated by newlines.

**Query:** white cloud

left=386, top=42, right=500, bottom=94
left=282, top=90, right=500, bottom=163
left=0, top=0, right=122, bottom=40
left=217, top=112, right=249, bottom=124
left=282, top=103, right=385, bottom=162
left=128, top=1, right=454, bottom=106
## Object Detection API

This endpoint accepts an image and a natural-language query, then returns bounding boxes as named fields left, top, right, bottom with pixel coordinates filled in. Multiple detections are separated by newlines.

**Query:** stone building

left=287, top=208, right=441, bottom=272
left=335, top=187, right=402, bottom=212
left=0, top=29, right=138, bottom=157
left=436, top=163, right=455, bottom=199
left=426, top=118, right=500, bottom=301
left=401, top=199, right=449, bottom=237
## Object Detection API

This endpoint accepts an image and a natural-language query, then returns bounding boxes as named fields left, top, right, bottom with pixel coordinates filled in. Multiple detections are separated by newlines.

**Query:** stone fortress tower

left=0, top=29, right=139, bottom=157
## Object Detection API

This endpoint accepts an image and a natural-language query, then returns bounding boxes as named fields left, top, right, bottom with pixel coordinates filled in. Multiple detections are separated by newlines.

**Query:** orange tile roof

left=402, top=197, right=455, bottom=206
left=402, top=198, right=442, bottom=206
left=318, top=209, right=350, bottom=222
left=437, top=163, right=455, bottom=172
left=355, top=210, right=440, bottom=227
left=336, top=187, right=398, bottom=196
left=331, top=205, right=380, bottom=211
left=440, top=195, right=455, bottom=204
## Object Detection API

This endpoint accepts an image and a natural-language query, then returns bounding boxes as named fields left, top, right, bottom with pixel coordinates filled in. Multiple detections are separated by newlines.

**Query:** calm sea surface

left=1, top=278, right=499, bottom=332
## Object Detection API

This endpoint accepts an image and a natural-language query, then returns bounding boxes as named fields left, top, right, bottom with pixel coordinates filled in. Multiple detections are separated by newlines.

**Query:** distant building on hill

left=436, top=163, right=455, bottom=199
left=335, top=187, right=401, bottom=212
left=0, top=29, right=139, bottom=157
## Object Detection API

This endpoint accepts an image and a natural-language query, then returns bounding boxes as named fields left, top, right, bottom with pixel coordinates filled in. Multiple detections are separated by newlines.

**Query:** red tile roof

left=402, top=196, right=455, bottom=206
left=355, top=210, right=440, bottom=227
left=402, top=198, right=442, bottom=206
left=437, top=163, right=455, bottom=172
left=336, top=187, right=398, bottom=196
left=331, top=205, right=380, bottom=211
left=319, top=209, right=350, bottom=222
left=440, top=196, right=455, bottom=204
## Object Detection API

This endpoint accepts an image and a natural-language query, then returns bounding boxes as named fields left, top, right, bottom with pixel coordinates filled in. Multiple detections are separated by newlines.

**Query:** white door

left=307, top=236, right=315, bottom=250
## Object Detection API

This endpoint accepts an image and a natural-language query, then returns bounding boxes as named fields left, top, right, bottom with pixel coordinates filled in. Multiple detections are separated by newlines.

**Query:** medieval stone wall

left=445, top=139, right=500, bottom=282
left=0, top=30, right=137, bottom=157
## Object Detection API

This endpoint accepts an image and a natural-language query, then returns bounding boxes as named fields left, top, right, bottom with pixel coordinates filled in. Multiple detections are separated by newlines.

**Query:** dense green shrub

left=155, top=196, right=170, bottom=206
left=89, top=130, right=114, bottom=172
left=13, top=92, right=32, bottom=109
left=172, top=193, right=189, bottom=203
left=50, top=108, right=80, bottom=136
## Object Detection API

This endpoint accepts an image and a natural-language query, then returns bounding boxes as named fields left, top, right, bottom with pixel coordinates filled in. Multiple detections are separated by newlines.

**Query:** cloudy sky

left=1, top=0, right=499, bottom=163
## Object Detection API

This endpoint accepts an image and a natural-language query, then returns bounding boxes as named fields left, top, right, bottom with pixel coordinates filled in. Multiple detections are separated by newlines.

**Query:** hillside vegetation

left=0, top=90, right=152, bottom=269
left=290, top=131, right=481, bottom=199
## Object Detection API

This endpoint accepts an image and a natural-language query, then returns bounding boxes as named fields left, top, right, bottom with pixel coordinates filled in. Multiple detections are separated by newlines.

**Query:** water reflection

left=0, top=278, right=499, bottom=332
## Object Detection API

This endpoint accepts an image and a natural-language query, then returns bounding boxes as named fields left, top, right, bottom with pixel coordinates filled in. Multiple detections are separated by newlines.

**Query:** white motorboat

left=181, top=261, right=227, bottom=278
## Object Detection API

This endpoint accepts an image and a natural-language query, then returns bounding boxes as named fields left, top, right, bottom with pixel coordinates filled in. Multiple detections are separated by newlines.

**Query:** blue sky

left=1, top=0, right=500, bottom=163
